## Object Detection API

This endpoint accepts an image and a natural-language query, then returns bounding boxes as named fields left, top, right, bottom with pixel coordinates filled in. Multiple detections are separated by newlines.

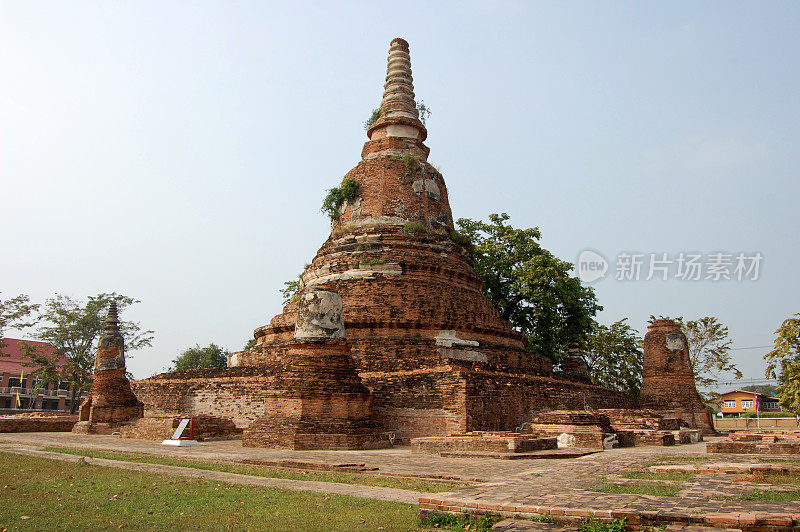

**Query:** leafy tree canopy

left=456, top=213, right=601, bottom=361
left=0, top=293, right=39, bottom=351
left=764, top=313, right=800, bottom=413
left=582, top=319, right=643, bottom=397
left=243, top=338, right=257, bottom=351
left=171, top=343, right=229, bottom=371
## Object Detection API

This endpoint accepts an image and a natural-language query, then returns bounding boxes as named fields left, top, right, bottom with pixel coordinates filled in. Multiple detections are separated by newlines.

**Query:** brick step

left=437, top=449, right=599, bottom=460
left=420, top=498, right=796, bottom=530
left=492, top=521, right=738, bottom=532
left=492, top=519, right=580, bottom=531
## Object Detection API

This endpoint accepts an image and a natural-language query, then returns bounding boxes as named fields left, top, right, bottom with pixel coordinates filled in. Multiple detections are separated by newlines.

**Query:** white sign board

left=171, top=418, right=191, bottom=440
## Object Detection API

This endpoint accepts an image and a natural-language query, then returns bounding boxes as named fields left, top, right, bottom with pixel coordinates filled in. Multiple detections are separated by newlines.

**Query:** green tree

left=243, top=338, right=257, bottom=351
left=0, top=293, right=39, bottom=351
left=672, top=316, right=741, bottom=398
left=582, top=319, right=643, bottom=397
left=171, top=343, right=229, bottom=371
left=764, top=313, right=800, bottom=413
left=456, top=213, right=601, bottom=361
left=30, top=293, right=153, bottom=413
left=280, top=278, right=302, bottom=305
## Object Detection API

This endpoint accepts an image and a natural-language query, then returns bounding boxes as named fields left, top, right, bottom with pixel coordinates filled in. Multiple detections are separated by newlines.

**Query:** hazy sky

left=2, top=1, right=798, bottom=386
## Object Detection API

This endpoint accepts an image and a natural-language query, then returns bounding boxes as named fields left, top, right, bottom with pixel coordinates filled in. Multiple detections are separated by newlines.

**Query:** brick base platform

left=708, top=431, right=800, bottom=455
left=0, top=414, right=77, bottom=433
left=419, top=495, right=798, bottom=531
left=411, top=432, right=557, bottom=456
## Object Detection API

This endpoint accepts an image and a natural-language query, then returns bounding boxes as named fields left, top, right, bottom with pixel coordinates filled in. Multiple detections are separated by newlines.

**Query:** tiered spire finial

left=381, top=38, right=418, bottom=120
left=105, top=300, right=119, bottom=332
left=99, top=300, right=124, bottom=350
left=367, top=38, right=427, bottom=142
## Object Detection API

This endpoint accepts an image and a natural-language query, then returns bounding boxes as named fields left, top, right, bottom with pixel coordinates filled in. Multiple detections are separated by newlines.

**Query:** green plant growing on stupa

left=321, top=177, right=360, bottom=222
left=416, top=100, right=431, bottom=126
left=403, top=222, right=427, bottom=235
left=363, top=107, right=383, bottom=130
left=400, top=154, right=419, bottom=179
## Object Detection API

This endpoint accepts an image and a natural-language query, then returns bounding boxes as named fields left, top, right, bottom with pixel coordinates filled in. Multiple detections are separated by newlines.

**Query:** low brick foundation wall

left=0, top=414, right=77, bottom=433
left=120, top=415, right=242, bottom=441
left=708, top=440, right=800, bottom=455
left=708, top=430, right=800, bottom=454
left=631, top=430, right=675, bottom=446
left=598, top=408, right=681, bottom=431
left=411, top=432, right=557, bottom=455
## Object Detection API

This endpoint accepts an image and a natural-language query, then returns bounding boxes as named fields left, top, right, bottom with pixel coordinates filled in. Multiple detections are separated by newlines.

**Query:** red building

left=0, top=338, right=85, bottom=412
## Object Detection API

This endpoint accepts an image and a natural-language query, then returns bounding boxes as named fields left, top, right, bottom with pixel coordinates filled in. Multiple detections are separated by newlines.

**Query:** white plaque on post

left=161, top=418, right=199, bottom=446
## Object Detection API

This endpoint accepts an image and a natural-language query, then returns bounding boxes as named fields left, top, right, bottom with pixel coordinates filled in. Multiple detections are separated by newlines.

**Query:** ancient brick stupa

left=133, top=38, right=637, bottom=445
left=639, top=319, right=714, bottom=434
left=226, top=37, right=633, bottom=440
left=73, top=301, right=143, bottom=434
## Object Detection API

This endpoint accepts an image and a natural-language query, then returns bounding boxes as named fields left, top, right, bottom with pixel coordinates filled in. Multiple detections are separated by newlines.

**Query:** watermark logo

left=577, top=250, right=763, bottom=283
left=577, top=249, right=609, bottom=284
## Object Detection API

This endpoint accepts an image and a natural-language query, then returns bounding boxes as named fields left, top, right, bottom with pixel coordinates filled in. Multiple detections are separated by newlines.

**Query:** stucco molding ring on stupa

left=367, top=116, right=427, bottom=141
left=301, top=263, right=403, bottom=287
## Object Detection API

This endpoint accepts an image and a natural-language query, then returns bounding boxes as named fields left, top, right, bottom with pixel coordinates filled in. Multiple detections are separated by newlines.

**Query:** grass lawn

left=622, top=470, right=697, bottom=482
left=0, top=451, right=424, bottom=531
left=42, top=445, right=462, bottom=493
left=590, top=479, right=683, bottom=497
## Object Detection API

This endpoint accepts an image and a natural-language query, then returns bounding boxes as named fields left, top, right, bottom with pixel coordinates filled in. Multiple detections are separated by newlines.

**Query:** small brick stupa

left=242, top=287, right=387, bottom=449
left=73, top=301, right=143, bottom=434
left=639, top=319, right=714, bottom=434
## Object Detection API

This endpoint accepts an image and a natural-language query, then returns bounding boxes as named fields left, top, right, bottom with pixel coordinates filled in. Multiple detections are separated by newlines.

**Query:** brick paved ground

left=4, top=433, right=800, bottom=530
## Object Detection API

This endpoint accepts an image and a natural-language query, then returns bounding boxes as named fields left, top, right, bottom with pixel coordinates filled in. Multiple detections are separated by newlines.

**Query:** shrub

left=418, top=511, right=500, bottom=531
left=321, top=177, right=360, bottom=222
left=739, top=411, right=793, bottom=418
left=579, top=518, right=627, bottom=532
left=339, top=177, right=359, bottom=202
left=403, top=222, right=427, bottom=235
left=449, top=230, right=472, bottom=248
left=400, top=154, right=419, bottom=179
left=363, top=107, right=382, bottom=130
left=360, top=258, right=387, bottom=266
left=416, top=100, right=431, bottom=126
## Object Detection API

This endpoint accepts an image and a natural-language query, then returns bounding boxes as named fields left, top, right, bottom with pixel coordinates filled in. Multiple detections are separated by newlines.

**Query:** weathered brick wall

left=461, top=368, right=636, bottom=433
left=132, top=367, right=275, bottom=428
left=134, top=361, right=637, bottom=442
left=0, top=414, right=77, bottom=432
left=364, top=366, right=465, bottom=441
